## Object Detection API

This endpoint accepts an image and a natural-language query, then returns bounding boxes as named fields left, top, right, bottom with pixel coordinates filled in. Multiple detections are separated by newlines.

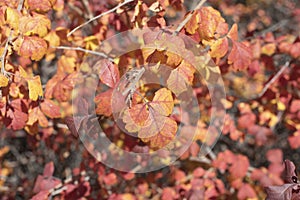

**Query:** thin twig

left=173, top=0, right=207, bottom=35
left=0, top=0, right=24, bottom=77
left=53, top=46, right=114, bottom=61
left=257, top=61, right=290, bottom=98
left=67, top=0, right=135, bottom=37
left=246, top=19, right=288, bottom=40
left=82, top=0, right=96, bottom=25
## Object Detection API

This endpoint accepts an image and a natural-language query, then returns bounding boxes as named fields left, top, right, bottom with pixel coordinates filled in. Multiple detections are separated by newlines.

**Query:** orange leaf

left=27, top=76, right=43, bottom=101
left=204, top=37, right=228, bottom=58
left=185, top=12, right=199, bottom=35
left=150, top=88, right=174, bottom=116
left=94, top=89, right=113, bottom=117
left=40, top=99, right=61, bottom=118
left=0, top=74, right=9, bottom=87
left=227, top=23, right=238, bottom=41
left=26, top=0, right=56, bottom=12
left=94, top=59, right=120, bottom=88
left=27, top=106, right=48, bottom=127
left=229, top=155, right=249, bottom=179
left=141, top=117, right=177, bottom=149
left=19, top=13, right=51, bottom=37
left=198, top=7, right=226, bottom=40
left=167, top=62, right=194, bottom=95
left=44, top=72, right=77, bottom=102
left=228, top=41, right=252, bottom=70
left=16, top=36, right=48, bottom=61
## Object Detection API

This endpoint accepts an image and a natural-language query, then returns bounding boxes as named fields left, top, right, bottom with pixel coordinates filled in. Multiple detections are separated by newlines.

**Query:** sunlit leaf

left=26, top=0, right=56, bottom=12
left=228, top=41, right=252, bottom=70
left=5, top=7, right=20, bottom=30
left=0, top=74, right=9, bottom=87
left=15, top=36, right=48, bottom=61
left=19, top=12, right=51, bottom=37
left=27, top=76, right=43, bottom=101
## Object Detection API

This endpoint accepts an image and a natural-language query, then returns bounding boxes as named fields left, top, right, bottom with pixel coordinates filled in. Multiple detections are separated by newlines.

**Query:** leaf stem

left=67, top=0, right=135, bottom=37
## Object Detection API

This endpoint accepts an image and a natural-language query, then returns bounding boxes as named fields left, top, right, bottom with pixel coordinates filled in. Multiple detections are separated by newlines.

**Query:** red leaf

left=288, top=130, right=300, bottom=149
left=43, top=162, right=54, bottom=177
left=4, top=99, right=28, bottom=130
left=40, top=99, right=61, bottom=118
left=228, top=41, right=252, bottom=70
left=237, top=183, right=257, bottom=200
left=282, top=160, right=298, bottom=184
left=94, top=59, right=120, bottom=88
left=229, top=154, right=249, bottom=179
left=266, top=149, right=283, bottom=164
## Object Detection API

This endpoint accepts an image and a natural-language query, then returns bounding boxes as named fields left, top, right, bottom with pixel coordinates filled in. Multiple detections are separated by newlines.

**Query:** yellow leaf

left=0, top=74, right=9, bottom=87
left=5, top=7, right=20, bottom=30
left=27, top=76, right=43, bottom=101
left=19, top=13, right=51, bottom=37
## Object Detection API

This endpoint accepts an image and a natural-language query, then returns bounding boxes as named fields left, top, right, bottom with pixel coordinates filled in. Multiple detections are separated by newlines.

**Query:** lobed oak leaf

left=27, top=76, right=43, bottom=101
left=94, top=59, right=120, bottom=88
left=40, top=99, right=61, bottom=119
left=5, top=7, right=20, bottom=30
left=19, top=13, right=51, bottom=37
left=26, top=0, right=56, bottom=12
left=0, top=74, right=9, bottom=87
left=228, top=41, right=252, bottom=70
left=16, top=36, right=48, bottom=61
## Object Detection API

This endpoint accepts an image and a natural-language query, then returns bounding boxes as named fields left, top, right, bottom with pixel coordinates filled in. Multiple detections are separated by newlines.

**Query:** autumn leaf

left=140, top=116, right=177, bottom=149
left=94, top=59, right=120, bottom=88
left=19, top=13, right=51, bottom=37
left=94, top=89, right=113, bottom=117
left=27, top=106, right=48, bottom=127
left=5, top=7, right=20, bottom=30
left=185, top=12, right=199, bottom=35
left=167, top=61, right=195, bottom=95
left=15, top=36, right=48, bottom=61
left=40, top=99, right=61, bottom=119
left=228, top=41, right=252, bottom=70
left=203, top=37, right=229, bottom=58
left=197, top=7, right=226, bottom=40
left=27, top=76, right=43, bottom=101
left=150, top=88, right=174, bottom=116
left=26, top=0, right=56, bottom=12
left=229, top=154, right=250, bottom=179
left=4, top=99, right=28, bottom=130
left=0, top=74, right=9, bottom=87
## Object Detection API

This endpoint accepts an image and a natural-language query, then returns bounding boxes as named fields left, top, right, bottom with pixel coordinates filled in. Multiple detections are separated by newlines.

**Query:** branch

left=67, top=0, right=135, bottom=37
left=53, top=46, right=114, bottom=62
left=0, top=0, right=24, bottom=77
left=173, top=0, right=207, bottom=35
left=257, top=61, right=290, bottom=98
